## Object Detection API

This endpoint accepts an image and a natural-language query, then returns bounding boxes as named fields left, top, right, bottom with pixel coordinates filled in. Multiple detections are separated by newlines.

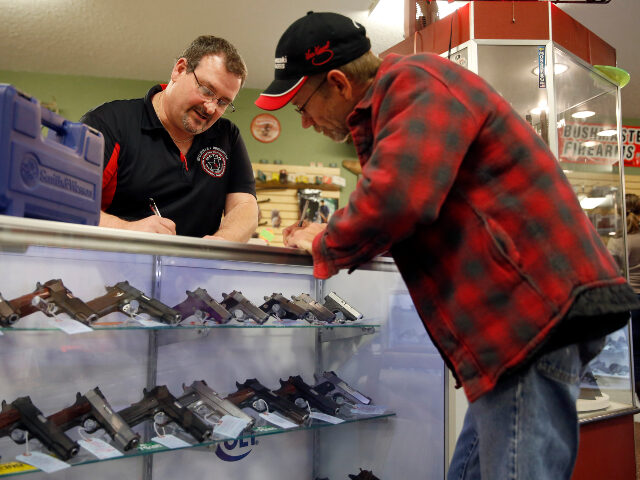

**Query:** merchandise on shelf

left=0, top=84, right=103, bottom=225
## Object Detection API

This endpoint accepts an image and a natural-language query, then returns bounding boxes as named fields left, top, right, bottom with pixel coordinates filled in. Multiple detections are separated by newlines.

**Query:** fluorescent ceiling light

left=532, top=64, right=569, bottom=76
left=571, top=110, right=595, bottom=119
left=583, top=141, right=598, bottom=147
left=530, top=105, right=548, bottom=115
left=580, top=197, right=606, bottom=210
left=597, top=129, right=618, bottom=137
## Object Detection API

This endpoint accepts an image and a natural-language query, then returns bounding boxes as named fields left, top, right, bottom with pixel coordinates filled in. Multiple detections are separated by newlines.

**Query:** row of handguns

left=0, top=371, right=373, bottom=461
left=0, top=279, right=363, bottom=328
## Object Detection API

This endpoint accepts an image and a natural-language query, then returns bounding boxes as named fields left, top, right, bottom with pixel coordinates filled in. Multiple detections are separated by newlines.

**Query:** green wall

left=0, top=70, right=360, bottom=206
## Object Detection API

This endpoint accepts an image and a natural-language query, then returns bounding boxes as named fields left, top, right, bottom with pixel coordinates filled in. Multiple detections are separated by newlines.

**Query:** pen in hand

left=149, top=197, right=162, bottom=217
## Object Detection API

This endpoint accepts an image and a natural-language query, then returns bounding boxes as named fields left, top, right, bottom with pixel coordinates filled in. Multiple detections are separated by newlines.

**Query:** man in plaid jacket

left=256, top=11, right=638, bottom=480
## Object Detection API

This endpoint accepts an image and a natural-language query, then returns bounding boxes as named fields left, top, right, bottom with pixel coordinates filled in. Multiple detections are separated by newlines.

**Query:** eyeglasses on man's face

left=192, top=70, right=236, bottom=113
left=294, top=76, right=327, bottom=115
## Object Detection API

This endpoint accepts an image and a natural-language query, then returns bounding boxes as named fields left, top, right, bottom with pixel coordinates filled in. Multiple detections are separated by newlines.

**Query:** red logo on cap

left=305, top=41, right=334, bottom=66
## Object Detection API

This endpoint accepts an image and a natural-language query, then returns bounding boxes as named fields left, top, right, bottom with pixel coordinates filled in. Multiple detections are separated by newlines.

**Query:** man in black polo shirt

left=81, top=35, right=258, bottom=240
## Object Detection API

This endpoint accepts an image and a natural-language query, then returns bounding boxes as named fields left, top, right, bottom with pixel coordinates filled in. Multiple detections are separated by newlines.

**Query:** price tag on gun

left=16, top=451, right=70, bottom=474
left=78, top=437, right=123, bottom=459
left=213, top=415, right=251, bottom=439
left=33, top=297, right=93, bottom=334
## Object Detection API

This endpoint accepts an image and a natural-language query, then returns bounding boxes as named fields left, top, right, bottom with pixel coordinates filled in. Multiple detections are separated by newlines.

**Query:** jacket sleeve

left=312, top=64, right=482, bottom=279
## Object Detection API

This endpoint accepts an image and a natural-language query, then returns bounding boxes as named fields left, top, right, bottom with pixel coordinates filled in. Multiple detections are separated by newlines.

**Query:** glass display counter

left=0, top=216, right=447, bottom=479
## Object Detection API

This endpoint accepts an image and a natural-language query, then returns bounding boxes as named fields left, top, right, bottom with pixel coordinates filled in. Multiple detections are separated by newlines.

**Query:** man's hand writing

left=124, top=216, right=177, bottom=234
left=99, top=212, right=176, bottom=235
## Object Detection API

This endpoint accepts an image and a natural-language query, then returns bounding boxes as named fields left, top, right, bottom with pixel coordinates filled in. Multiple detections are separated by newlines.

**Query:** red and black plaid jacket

left=311, top=53, right=629, bottom=401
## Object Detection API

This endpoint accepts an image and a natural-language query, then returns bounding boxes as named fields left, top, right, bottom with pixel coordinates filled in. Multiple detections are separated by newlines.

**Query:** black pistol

left=117, top=385, right=212, bottom=443
left=275, top=375, right=341, bottom=416
left=259, top=293, right=309, bottom=321
left=226, top=379, right=309, bottom=425
left=0, top=396, right=79, bottom=460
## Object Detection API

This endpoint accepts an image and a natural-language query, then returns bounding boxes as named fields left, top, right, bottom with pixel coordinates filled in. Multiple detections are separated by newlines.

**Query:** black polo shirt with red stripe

left=80, top=84, right=256, bottom=237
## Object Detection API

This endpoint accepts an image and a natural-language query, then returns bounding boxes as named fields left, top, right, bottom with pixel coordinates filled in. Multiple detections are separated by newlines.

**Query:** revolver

left=48, top=387, right=139, bottom=451
left=117, top=385, right=212, bottom=443
left=313, top=371, right=372, bottom=406
left=275, top=375, right=341, bottom=416
left=177, top=380, right=254, bottom=428
left=322, top=292, right=363, bottom=322
left=0, top=396, right=79, bottom=460
left=290, top=293, right=336, bottom=323
left=259, top=293, right=309, bottom=321
left=226, top=379, right=309, bottom=425
left=87, top=281, right=181, bottom=325
left=220, top=291, right=270, bottom=324
left=173, top=288, right=232, bottom=324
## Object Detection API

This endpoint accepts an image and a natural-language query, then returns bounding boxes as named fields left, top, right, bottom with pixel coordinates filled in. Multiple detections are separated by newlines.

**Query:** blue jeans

left=447, top=338, right=605, bottom=480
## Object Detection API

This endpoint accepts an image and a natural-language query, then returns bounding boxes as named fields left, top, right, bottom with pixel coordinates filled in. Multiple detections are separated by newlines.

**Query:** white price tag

left=350, top=405, right=387, bottom=415
left=213, top=415, right=251, bottom=439
left=152, top=434, right=191, bottom=449
left=16, top=452, right=71, bottom=473
left=79, top=438, right=123, bottom=459
left=309, top=412, right=345, bottom=424
left=259, top=412, right=298, bottom=429
left=48, top=317, right=93, bottom=334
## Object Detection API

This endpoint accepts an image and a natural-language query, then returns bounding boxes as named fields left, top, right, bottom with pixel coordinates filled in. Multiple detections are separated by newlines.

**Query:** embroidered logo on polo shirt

left=198, top=147, right=227, bottom=178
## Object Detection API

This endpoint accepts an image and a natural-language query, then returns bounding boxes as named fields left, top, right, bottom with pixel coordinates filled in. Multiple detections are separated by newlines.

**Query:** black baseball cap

left=255, top=11, right=371, bottom=111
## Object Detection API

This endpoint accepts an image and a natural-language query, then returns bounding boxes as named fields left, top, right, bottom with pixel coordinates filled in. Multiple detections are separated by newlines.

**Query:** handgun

left=0, top=293, right=19, bottom=327
left=259, top=293, right=309, bottom=321
left=275, top=375, right=341, bottom=416
left=177, top=380, right=254, bottom=428
left=117, top=385, right=212, bottom=443
left=48, top=387, right=139, bottom=451
left=322, top=292, right=363, bottom=322
left=173, top=288, right=232, bottom=324
left=0, top=396, right=79, bottom=460
left=86, top=281, right=181, bottom=325
left=349, top=469, right=381, bottom=480
left=226, top=379, right=309, bottom=425
left=313, top=371, right=372, bottom=406
left=290, top=293, right=336, bottom=323
left=220, top=291, right=270, bottom=324
left=4, top=280, right=99, bottom=325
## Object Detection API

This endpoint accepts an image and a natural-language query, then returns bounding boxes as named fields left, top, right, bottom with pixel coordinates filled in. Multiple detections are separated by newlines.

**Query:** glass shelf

left=0, top=411, right=395, bottom=477
left=1, top=319, right=380, bottom=333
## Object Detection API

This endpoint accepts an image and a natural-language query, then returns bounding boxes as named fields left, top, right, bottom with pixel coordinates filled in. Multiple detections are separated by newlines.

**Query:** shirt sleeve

left=312, top=64, right=481, bottom=279
left=80, top=107, right=119, bottom=171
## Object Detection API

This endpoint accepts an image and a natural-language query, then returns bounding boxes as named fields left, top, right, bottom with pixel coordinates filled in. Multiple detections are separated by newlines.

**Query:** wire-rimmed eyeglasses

left=192, top=70, right=236, bottom=113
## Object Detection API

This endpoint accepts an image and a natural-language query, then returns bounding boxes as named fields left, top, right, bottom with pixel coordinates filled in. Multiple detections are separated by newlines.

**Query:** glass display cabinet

left=0, top=216, right=447, bottom=479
